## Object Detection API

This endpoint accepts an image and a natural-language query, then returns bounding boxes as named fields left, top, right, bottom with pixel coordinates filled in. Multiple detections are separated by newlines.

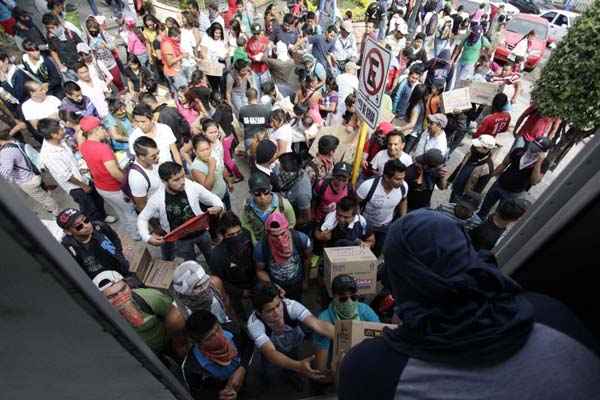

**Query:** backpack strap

left=360, top=177, right=381, bottom=213
left=1, top=142, right=40, bottom=175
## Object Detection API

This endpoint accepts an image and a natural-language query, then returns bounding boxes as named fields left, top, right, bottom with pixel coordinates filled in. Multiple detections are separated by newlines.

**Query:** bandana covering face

left=111, top=287, right=145, bottom=327
left=266, top=212, right=293, bottom=264
left=201, top=329, right=239, bottom=365
left=332, top=297, right=359, bottom=320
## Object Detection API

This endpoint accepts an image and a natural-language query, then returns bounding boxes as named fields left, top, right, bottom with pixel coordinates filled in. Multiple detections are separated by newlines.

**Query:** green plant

left=531, top=0, right=600, bottom=131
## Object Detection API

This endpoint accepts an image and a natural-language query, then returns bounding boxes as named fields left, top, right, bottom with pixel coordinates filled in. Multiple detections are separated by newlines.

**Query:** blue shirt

left=314, top=302, right=380, bottom=350
left=392, top=78, right=416, bottom=118
left=309, top=35, right=336, bottom=70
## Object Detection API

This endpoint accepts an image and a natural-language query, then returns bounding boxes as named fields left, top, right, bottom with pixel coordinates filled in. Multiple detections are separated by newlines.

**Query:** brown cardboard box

left=323, top=246, right=378, bottom=296
left=333, top=320, right=397, bottom=366
left=440, top=87, right=472, bottom=114
left=466, top=80, right=503, bottom=106
left=130, top=248, right=177, bottom=290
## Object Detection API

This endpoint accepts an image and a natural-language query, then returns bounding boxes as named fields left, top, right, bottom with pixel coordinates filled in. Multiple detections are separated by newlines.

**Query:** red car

left=494, top=14, right=549, bottom=71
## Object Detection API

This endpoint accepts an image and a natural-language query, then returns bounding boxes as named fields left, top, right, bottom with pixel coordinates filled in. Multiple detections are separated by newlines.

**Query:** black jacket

left=154, top=104, right=191, bottom=145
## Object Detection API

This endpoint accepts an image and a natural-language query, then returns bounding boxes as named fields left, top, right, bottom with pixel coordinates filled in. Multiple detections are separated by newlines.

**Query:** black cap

left=255, top=139, right=277, bottom=164
left=248, top=173, right=272, bottom=193
left=456, top=192, right=482, bottom=212
left=332, top=162, right=351, bottom=178
left=56, top=208, right=84, bottom=229
left=332, top=274, right=357, bottom=295
left=416, top=149, right=445, bottom=168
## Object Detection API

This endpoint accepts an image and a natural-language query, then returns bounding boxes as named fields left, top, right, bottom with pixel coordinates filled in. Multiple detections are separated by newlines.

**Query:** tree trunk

left=547, top=125, right=595, bottom=171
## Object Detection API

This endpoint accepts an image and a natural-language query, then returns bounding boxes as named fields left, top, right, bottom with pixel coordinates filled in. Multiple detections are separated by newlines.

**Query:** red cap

left=80, top=116, right=102, bottom=133
left=377, top=121, right=394, bottom=135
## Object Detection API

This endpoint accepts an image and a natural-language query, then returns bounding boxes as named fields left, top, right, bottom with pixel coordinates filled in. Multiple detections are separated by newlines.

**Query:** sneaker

left=104, top=215, right=118, bottom=223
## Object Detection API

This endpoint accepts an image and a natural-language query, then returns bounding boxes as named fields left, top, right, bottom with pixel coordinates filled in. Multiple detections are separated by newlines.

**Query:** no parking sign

left=357, top=37, right=392, bottom=129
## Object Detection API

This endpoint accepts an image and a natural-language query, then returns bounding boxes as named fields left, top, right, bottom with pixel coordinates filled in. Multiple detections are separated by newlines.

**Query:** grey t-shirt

left=238, top=103, right=271, bottom=140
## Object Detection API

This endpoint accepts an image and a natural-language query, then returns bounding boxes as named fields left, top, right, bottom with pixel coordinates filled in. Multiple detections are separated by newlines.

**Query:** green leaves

left=532, top=3, right=600, bottom=130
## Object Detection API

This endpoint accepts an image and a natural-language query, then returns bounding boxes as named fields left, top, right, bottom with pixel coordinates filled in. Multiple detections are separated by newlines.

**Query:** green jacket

left=240, top=194, right=296, bottom=244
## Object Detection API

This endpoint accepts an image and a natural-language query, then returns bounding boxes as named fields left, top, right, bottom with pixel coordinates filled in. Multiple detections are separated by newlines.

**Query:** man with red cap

left=79, top=116, right=139, bottom=240
left=255, top=211, right=312, bottom=302
left=361, top=121, right=395, bottom=179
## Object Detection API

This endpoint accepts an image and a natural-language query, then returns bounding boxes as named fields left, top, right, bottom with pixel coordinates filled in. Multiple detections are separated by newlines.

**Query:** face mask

left=178, top=287, right=214, bottom=313
left=110, top=288, right=146, bottom=327
left=200, top=330, right=239, bottom=365
left=332, top=297, right=358, bottom=320
left=224, top=230, right=252, bottom=259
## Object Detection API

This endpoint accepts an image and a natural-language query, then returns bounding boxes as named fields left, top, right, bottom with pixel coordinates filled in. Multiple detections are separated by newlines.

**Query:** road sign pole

left=351, top=120, right=369, bottom=186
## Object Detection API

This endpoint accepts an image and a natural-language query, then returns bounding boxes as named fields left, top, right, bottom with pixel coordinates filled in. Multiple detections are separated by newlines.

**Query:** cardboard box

left=323, top=246, right=378, bottom=296
left=130, top=248, right=177, bottom=290
left=466, top=80, right=503, bottom=106
left=333, top=320, right=397, bottom=365
left=440, top=87, right=472, bottom=114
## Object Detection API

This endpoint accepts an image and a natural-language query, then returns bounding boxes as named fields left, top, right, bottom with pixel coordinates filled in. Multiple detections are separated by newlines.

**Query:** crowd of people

left=2, top=0, right=596, bottom=399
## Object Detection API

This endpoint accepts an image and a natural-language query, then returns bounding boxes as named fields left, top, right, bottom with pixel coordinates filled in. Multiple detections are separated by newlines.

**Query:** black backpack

left=121, top=161, right=151, bottom=202
left=0, top=142, right=41, bottom=175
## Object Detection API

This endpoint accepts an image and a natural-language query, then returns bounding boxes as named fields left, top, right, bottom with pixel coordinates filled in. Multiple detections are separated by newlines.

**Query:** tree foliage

left=531, top=1, right=600, bottom=130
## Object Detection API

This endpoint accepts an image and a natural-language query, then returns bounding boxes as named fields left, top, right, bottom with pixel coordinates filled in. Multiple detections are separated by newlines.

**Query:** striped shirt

left=39, top=140, right=88, bottom=193
left=0, top=142, right=35, bottom=185
left=435, top=203, right=482, bottom=231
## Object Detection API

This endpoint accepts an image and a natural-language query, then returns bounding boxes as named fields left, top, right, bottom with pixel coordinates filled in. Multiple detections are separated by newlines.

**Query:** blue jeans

left=161, top=230, right=212, bottom=264
left=478, top=181, right=524, bottom=219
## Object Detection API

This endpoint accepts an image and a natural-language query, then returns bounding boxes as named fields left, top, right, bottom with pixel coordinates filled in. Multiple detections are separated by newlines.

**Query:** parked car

left=508, top=0, right=540, bottom=14
left=494, top=14, right=549, bottom=71
left=540, top=9, right=580, bottom=43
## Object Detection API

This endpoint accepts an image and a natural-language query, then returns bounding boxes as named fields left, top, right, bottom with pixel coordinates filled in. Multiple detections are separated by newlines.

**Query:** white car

left=540, top=9, right=580, bottom=43
left=491, top=0, right=521, bottom=17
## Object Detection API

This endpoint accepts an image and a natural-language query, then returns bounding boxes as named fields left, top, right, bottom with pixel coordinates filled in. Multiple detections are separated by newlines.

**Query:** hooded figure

left=338, top=210, right=600, bottom=400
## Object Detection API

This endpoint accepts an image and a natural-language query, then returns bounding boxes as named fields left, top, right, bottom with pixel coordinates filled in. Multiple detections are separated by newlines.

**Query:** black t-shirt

left=165, top=190, right=195, bottom=236
left=469, top=217, right=506, bottom=251
left=238, top=103, right=271, bottom=140
left=405, top=164, right=443, bottom=211
left=48, top=29, right=82, bottom=70
left=498, top=148, right=548, bottom=193
left=210, top=235, right=257, bottom=291
left=61, top=222, right=129, bottom=278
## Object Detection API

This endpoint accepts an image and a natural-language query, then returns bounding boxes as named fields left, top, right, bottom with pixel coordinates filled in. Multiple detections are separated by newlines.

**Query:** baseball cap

left=76, top=42, right=91, bottom=54
left=79, top=116, right=102, bottom=133
left=93, top=270, right=124, bottom=291
left=251, top=23, right=262, bottom=34
left=255, top=139, right=277, bottom=164
left=341, top=20, right=353, bottom=33
left=376, top=121, right=394, bottom=135
left=416, top=149, right=445, bottom=168
left=456, top=192, right=482, bottom=212
left=248, top=173, right=272, bottom=193
left=332, top=274, right=357, bottom=295
left=427, top=113, right=448, bottom=128
left=56, top=207, right=84, bottom=229
left=332, top=162, right=351, bottom=178
left=472, top=134, right=496, bottom=150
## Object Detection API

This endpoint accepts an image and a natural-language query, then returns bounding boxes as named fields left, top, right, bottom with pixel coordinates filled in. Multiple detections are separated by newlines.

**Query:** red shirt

left=79, top=140, right=122, bottom=191
left=518, top=105, right=557, bottom=142
left=474, top=111, right=511, bottom=138
left=246, top=35, right=270, bottom=74
left=314, top=180, right=350, bottom=222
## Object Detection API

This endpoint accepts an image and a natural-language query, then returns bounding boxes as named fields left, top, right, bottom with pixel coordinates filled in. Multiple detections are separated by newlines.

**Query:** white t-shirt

left=247, top=298, right=310, bottom=349
left=336, top=72, right=359, bottom=117
left=77, top=78, right=109, bottom=118
left=321, top=211, right=367, bottom=232
left=180, top=28, right=197, bottom=56
left=128, top=161, right=162, bottom=198
left=370, top=150, right=413, bottom=175
left=21, top=95, right=61, bottom=122
left=129, top=123, right=177, bottom=164
left=414, top=130, right=448, bottom=158
left=270, top=124, right=294, bottom=152
left=357, top=177, right=408, bottom=227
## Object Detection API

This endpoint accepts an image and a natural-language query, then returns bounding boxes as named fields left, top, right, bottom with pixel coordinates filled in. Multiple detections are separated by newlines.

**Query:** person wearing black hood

left=338, top=210, right=600, bottom=400
left=13, top=7, right=47, bottom=51
left=449, top=134, right=496, bottom=203
left=404, top=149, right=448, bottom=211
left=210, top=211, right=257, bottom=321
left=423, top=49, right=453, bottom=90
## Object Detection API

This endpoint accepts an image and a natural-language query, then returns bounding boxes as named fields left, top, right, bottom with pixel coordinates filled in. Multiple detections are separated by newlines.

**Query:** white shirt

left=129, top=123, right=177, bottom=164
left=357, top=177, right=408, bottom=227
left=336, top=72, right=359, bottom=116
left=40, top=140, right=88, bottom=193
left=247, top=298, right=310, bottom=348
left=414, top=130, right=448, bottom=158
left=202, top=33, right=228, bottom=61
left=180, top=28, right=197, bottom=56
left=128, top=161, right=162, bottom=198
left=21, top=95, right=61, bottom=122
left=320, top=211, right=367, bottom=232
left=270, top=124, right=294, bottom=151
left=77, top=78, right=109, bottom=118
left=384, top=34, right=407, bottom=57
left=371, top=149, right=413, bottom=175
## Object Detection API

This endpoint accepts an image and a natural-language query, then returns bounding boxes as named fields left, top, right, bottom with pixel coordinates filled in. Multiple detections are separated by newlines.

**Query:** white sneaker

left=104, top=215, right=119, bottom=224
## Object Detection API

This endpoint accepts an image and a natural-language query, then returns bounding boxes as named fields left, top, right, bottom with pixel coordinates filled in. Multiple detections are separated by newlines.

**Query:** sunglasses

left=337, top=294, right=358, bottom=303
left=73, top=217, right=90, bottom=232
left=253, top=189, right=271, bottom=197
